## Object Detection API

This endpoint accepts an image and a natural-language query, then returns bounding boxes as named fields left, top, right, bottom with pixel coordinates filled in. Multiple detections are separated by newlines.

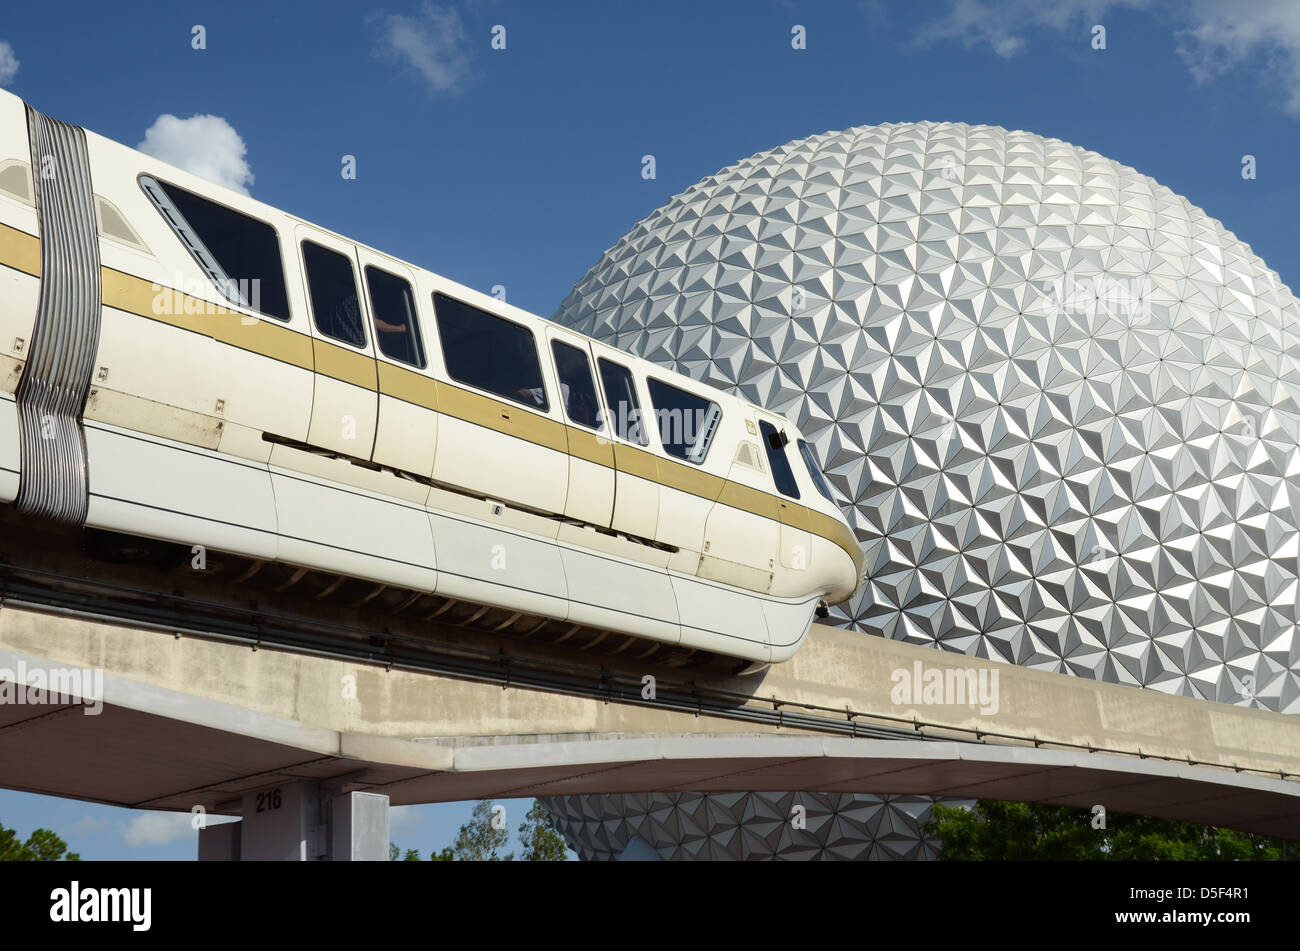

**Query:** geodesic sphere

left=554, top=122, right=1300, bottom=712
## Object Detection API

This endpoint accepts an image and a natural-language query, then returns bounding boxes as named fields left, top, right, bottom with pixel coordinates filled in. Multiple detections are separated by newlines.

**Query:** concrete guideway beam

left=0, top=604, right=1297, bottom=840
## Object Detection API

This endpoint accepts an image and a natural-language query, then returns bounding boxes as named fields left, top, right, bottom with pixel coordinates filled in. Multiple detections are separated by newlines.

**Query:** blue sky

left=3, top=0, right=1300, bottom=859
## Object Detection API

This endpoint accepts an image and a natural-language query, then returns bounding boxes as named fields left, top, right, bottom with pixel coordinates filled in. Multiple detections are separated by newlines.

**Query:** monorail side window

left=433, top=293, right=548, bottom=411
left=760, top=421, right=801, bottom=499
left=302, top=241, right=366, bottom=349
left=366, top=266, right=424, bottom=368
left=140, top=176, right=290, bottom=320
left=797, top=438, right=835, bottom=502
left=646, top=378, right=721, bottom=464
left=596, top=359, right=649, bottom=446
left=551, top=340, right=602, bottom=430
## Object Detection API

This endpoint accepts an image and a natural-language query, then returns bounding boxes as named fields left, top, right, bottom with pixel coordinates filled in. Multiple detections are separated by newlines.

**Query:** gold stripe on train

left=101, top=266, right=313, bottom=368
left=313, top=338, right=376, bottom=390
left=435, top=383, right=569, bottom=454
left=563, top=424, right=615, bottom=468
left=0, top=222, right=40, bottom=277
left=378, top=360, right=439, bottom=411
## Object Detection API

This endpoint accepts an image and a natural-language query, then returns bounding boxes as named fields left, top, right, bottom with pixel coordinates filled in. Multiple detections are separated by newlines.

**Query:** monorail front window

left=797, top=438, right=835, bottom=502
left=760, top=420, right=800, bottom=499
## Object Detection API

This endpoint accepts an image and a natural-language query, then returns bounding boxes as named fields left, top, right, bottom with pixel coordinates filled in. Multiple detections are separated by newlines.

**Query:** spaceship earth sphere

left=554, top=121, right=1300, bottom=713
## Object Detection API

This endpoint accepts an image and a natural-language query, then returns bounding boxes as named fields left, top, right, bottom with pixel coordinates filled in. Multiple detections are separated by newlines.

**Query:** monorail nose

left=826, top=535, right=865, bottom=606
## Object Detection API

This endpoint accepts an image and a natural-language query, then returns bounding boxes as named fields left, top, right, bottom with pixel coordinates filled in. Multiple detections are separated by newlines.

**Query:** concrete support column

left=197, top=782, right=389, bottom=861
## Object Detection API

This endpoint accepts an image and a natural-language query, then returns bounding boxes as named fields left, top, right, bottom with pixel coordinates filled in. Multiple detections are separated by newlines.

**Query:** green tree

left=389, top=799, right=570, bottom=861
left=924, top=800, right=1297, bottom=861
left=517, top=801, right=568, bottom=861
left=0, top=823, right=80, bottom=861
left=453, top=800, right=513, bottom=861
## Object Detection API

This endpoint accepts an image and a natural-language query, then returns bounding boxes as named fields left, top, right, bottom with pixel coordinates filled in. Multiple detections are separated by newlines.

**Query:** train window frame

left=301, top=240, right=367, bottom=349
left=596, top=358, right=649, bottom=447
left=646, top=376, right=722, bottom=464
left=550, top=339, right=604, bottom=431
left=365, top=265, right=425, bottom=369
left=797, top=438, right=835, bottom=503
left=760, top=420, right=801, bottom=500
left=139, top=174, right=291, bottom=322
left=432, top=292, right=549, bottom=413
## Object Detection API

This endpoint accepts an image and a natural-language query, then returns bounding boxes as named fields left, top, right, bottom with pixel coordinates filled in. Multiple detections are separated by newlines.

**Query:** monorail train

left=0, top=89, right=864, bottom=664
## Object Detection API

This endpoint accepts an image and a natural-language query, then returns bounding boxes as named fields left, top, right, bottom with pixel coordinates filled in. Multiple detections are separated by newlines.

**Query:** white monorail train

left=0, top=90, right=864, bottom=664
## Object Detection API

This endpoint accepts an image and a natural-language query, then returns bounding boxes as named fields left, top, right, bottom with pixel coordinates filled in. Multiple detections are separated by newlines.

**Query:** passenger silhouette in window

left=335, top=292, right=363, bottom=342
left=517, top=381, right=565, bottom=409
left=567, top=386, right=597, bottom=428
left=366, top=267, right=424, bottom=368
left=434, top=292, right=546, bottom=410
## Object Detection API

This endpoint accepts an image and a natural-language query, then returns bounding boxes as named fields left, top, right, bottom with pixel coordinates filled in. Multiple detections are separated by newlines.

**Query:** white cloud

left=0, top=41, right=18, bottom=85
left=137, top=114, right=254, bottom=195
left=65, top=815, right=113, bottom=837
left=375, top=3, right=471, bottom=95
left=123, top=811, right=196, bottom=847
left=1176, top=0, right=1300, bottom=114
left=913, top=0, right=1149, bottom=61
left=916, top=0, right=1300, bottom=115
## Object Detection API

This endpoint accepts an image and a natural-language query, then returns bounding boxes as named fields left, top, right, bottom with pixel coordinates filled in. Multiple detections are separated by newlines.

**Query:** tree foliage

left=453, top=799, right=512, bottom=861
left=390, top=799, right=570, bottom=861
left=517, top=800, right=568, bottom=861
left=0, top=823, right=80, bottom=861
left=924, top=800, right=1297, bottom=861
